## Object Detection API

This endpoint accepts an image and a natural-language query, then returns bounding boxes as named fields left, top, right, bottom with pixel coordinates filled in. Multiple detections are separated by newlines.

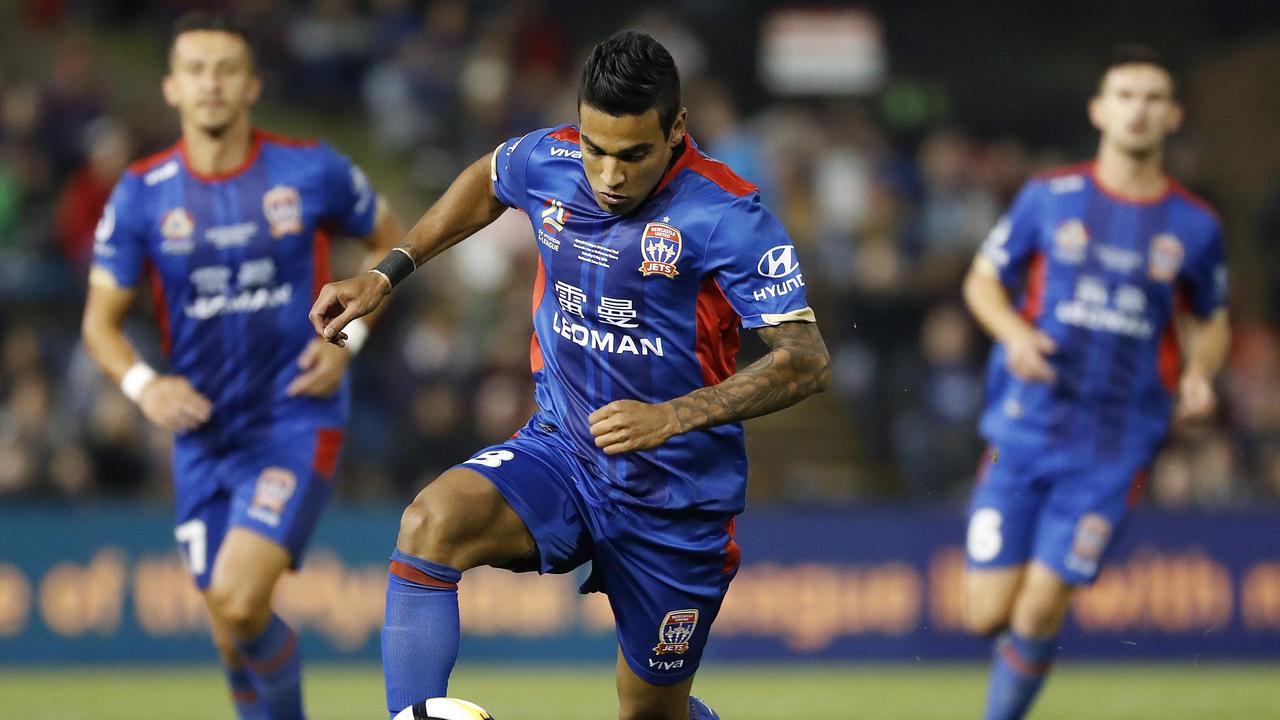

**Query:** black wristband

left=373, top=247, right=416, bottom=289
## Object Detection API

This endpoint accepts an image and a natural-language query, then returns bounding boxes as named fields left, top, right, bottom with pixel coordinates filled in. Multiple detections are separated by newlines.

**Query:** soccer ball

left=392, top=698, right=494, bottom=720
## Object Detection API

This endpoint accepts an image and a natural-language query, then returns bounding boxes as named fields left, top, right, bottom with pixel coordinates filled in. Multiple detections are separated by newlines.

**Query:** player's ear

left=668, top=108, right=688, bottom=148
left=161, top=73, right=181, bottom=109
left=1087, top=94, right=1105, bottom=133
left=247, top=72, right=263, bottom=106
left=1166, top=102, right=1185, bottom=134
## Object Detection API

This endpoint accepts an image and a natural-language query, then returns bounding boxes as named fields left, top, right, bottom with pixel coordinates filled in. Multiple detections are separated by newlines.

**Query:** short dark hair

left=1099, top=44, right=1177, bottom=96
left=579, top=30, right=682, bottom=135
left=168, top=11, right=254, bottom=66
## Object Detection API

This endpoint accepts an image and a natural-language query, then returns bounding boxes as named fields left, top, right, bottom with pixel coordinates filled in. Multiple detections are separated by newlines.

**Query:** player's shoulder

left=1028, top=161, right=1093, bottom=196
left=1165, top=178, right=1222, bottom=231
left=256, top=128, right=323, bottom=152
left=124, top=142, right=183, bottom=189
left=518, top=125, right=581, bottom=165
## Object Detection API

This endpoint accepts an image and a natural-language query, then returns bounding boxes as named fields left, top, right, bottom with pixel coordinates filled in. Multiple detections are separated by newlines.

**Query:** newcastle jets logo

left=653, top=609, right=699, bottom=656
left=263, top=185, right=303, bottom=238
left=542, top=198, right=570, bottom=233
left=639, top=221, right=682, bottom=278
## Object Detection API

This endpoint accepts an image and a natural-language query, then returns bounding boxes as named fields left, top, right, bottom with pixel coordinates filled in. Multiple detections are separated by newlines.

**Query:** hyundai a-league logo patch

left=639, top=222, right=682, bottom=278
left=262, top=185, right=303, bottom=238
left=653, top=609, right=698, bottom=655
left=248, top=467, right=297, bottom=527
left=1148, top=233, right=1184, bottom=283
left=541, top=198, right=570, bottom=233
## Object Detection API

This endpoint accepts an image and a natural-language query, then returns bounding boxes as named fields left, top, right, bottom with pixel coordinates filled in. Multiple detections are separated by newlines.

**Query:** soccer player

left=80, top=13, right=401, bottom=720
left=961, top=46, right=1230, bottom=720
left=310, top=31, right=831, bottom=720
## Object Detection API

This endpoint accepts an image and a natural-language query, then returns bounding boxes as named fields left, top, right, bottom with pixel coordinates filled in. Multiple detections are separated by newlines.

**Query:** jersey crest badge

left=653, top=609, right=698, bottom=655
left=160, top=208, right=195, bottom=253
left=1148, top=233, right=1184, bottom=282
left=1053, top=219, right=1089, bottom=264
left=639, top=222, right=682, bottom=278
left=263, top=185, right=303, bottom=238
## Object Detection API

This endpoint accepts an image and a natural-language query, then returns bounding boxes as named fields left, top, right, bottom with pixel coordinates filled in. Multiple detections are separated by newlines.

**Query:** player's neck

left=1093, top=143, right=1168, bottom=201
left=181, top=117, right=254, bottom=177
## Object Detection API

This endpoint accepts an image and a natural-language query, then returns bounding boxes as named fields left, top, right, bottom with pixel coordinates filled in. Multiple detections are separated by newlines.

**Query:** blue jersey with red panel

left=91, top=130, right=377, bottom=451
left=977, top=162, right=1227, bottom=460
left=491, top=125, right=815, bottom=515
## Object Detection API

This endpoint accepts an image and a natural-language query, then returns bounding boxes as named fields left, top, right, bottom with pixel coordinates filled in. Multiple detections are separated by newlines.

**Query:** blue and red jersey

left=92, top=129, right=378, bottom=451
left=491, top=125, right=815, bottom=514
left=978, top=162, right=1227, bottom=459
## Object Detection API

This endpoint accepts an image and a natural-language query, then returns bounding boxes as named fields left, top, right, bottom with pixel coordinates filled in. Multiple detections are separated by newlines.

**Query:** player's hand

left=137, top=375, right=212, bottom=433
left=286, top=338, right=352, bottom=398
left=309, top=271, right=389, bottom=348
left=588, top=399, right=681, bottom=455
left=1002, top=325, right=1057, bottom=383
left=1175, top=370, right=1216, bottom=422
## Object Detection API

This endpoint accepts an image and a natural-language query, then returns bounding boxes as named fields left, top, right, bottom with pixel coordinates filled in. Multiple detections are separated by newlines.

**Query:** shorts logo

left=248, top=467, right=297, bottom=527
left=1148, top=233, right=1184, bottom=282
left=1065, top=512, right=1112, bottom=577
left=542, top=198, right=570, bottom=233
left=639, top=222, right=682, bottom=278
left=1053, top=219, right=1089, bottom=264
left=757, top=245, right=798, bottom=278
left=465, top=450, right=515, bottom=468
left=652, top=609, right=698, bottom=656
left=263, top=185, right=303, bottom=238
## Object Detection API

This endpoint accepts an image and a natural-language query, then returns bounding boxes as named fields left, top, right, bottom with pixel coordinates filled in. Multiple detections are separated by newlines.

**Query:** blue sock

left=382, top=549, right=462, bottom=717
left=225, top=665, right=267, bottom=720
left=238, top=614, right=304, bottom=720
left=689, top=695, right=721, bottom=719
left=984, top=630, right=1057, bottom=720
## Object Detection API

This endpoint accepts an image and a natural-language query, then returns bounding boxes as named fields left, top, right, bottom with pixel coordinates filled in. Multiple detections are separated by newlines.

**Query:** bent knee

left=1012, top=593, right=1071, bottom=636
left=963, top=606, right=1010, bottom=638
left=396, top=498, right=473, bottom=567
left=205, top=584, right=270, bottom=639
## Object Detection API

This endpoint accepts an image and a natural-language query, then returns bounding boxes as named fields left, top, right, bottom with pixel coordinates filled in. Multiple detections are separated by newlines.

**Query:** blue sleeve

left=320, top=143, right=377, bottom=236
left=91, top=174, right=149, bottom=288
left=979, top=181, right=1043, bottom=289
left=1180, top=223, right=1228, bottom=317
left=705, top=195, right=815, bottom=329
left=490, top=129, right=546, bottom=209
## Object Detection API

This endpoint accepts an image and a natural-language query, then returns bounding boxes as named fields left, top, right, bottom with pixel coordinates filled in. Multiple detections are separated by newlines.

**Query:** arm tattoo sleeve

left=668, top=321, right=831, bottom=434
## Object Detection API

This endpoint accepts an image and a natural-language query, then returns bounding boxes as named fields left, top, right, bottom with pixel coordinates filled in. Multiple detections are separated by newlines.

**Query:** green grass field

left=2, top=663, right=1277, bottom=719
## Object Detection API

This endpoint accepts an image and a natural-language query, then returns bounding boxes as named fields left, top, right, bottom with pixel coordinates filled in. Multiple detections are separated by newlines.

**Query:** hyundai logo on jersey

left=757, top=245, right=798, bottom=278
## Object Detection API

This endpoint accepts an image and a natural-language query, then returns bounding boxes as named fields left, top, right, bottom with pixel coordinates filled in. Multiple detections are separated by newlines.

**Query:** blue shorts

left=172, top=424, right=344, bottom=589
left=965, top=443, right=1149, bottom=585
left=459, top=418, right=740, bottom=685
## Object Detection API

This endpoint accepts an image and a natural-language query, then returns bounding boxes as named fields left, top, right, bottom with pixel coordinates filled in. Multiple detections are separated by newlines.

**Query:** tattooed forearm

left=666, top=321, right=831, bottom=434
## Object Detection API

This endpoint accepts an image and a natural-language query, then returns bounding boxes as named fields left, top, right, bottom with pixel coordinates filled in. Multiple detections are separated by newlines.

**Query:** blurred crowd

left=2, top=0, right=1280, bottom=509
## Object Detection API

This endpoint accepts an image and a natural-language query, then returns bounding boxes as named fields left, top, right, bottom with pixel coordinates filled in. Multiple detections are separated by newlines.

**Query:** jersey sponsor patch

left=639, top=222, right=682, bottom=278
left=757, top=244, right=799, bottom=278
left=248, top=467, right=297, bottom=527
left=1148, top=233, right=1184, bottom=282
left=263, top=185, right=303, bottom=238
left=653, top=609, right=698, bottom=656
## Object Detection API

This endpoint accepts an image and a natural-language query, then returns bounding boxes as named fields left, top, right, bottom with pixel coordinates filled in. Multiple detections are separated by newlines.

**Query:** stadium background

left=2, top=1, right=1280, bottom=718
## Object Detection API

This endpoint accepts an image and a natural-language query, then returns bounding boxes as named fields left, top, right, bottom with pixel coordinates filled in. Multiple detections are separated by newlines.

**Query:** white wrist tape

left=343, top=318, right=370, bottom=354
left=121, top=362, right=158, bottom=402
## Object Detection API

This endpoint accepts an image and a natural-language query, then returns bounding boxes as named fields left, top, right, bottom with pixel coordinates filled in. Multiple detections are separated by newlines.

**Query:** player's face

left=163, top=31, right=260, bottom=136
left=579, top=103, right=687, bottom=215
left=1089, top=64, right=1182, bottom=156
